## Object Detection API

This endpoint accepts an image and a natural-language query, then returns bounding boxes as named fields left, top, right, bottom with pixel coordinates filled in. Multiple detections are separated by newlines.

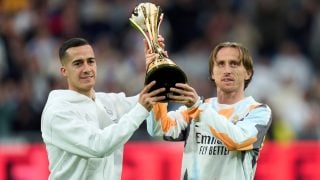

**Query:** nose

left=223, top=64, right=232, bottom=74
left=83, top=62, right=92, bottom=73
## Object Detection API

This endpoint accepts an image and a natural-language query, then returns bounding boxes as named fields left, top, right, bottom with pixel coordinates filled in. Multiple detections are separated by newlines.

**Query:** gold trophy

left=129, top=2, right=187, bottom=101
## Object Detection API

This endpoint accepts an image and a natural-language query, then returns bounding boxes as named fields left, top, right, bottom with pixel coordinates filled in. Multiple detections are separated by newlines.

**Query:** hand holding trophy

left=130, top=2, right=188, bottom=101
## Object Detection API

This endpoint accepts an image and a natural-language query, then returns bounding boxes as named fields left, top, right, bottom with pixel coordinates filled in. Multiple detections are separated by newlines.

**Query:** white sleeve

left=146, top=111, right=163, bottom=136
left=199, top=103, right=272, bottom=150
left=97, top=92, right=139, bottom=116
left=42, top=102, right=148, bottom=158
left=146, top=103, right=191, bottom=140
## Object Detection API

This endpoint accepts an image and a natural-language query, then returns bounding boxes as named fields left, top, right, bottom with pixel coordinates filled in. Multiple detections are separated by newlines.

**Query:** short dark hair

left=59, top=38, right=89, bottom=63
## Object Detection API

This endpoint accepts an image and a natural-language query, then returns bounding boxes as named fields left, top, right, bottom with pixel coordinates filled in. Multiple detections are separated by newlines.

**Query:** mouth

left=221, top=77, right=234, bottom=83
left=80, top=75, right=94, bottom=80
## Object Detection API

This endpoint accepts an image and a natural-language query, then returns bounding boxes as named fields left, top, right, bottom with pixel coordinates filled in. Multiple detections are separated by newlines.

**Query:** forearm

left=199, top=104, right=271, bottom=151
left=44, top=103, right=148, bottom=158
left=147, top=103, right=190, bottom=139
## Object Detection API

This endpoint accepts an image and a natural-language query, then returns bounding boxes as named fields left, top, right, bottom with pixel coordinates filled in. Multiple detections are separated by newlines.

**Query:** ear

left=60, top=66, right=67, bottom=77
left=245, top=70, right=252, bottom=80
left=210, top=73, right=215, bottom=81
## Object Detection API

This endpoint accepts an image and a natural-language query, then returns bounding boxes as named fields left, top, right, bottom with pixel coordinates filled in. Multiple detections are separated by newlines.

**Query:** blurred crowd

left=0, top=0, right=320, bottom=142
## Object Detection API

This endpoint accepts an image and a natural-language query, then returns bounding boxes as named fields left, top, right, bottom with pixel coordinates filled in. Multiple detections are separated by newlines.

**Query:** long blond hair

left=208, top=42, right=254, bottom=89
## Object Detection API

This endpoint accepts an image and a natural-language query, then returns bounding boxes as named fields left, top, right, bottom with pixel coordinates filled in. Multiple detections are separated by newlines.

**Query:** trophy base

left=145, top=64, right=188, bottom=102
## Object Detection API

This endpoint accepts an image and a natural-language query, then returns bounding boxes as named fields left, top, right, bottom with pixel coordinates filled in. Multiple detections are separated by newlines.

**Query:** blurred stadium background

left=0, top=0, right=320, bottom=179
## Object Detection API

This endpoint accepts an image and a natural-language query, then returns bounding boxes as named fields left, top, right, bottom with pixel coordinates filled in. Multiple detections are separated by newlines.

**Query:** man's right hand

left=144, top=35, right=167, bottom=70
left=169, top=83, right=200, bottom=108
left=139, top=81, right=166, bottom=111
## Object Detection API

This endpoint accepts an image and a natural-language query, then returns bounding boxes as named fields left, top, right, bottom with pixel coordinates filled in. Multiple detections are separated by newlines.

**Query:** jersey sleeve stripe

left=209, top=126, right=257, bottom=151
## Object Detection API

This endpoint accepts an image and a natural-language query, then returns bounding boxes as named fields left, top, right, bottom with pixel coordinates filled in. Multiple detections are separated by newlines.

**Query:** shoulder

left=246, top=96, right=271, bottom=113
left=42, top=90, right=86, bottom=116
left=245, top=97, right=272, bottom=123
left=45, top=90, right=72, bottom=108
left=204, top=97, right=217, bottom=104
left=95, top=92, right=127, bottom=101
left=95, top=92, right=138, bottom=105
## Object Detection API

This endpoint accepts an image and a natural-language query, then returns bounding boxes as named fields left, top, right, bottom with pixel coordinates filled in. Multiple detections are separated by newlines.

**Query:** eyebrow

left=215, top=58, right=240, bottom=62
left=72, top=57, right=95, bottom=62
left=72, top=59, right=83, bottom=63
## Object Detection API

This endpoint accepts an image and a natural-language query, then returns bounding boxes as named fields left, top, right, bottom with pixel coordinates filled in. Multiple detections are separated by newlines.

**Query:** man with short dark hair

left=41, top=37, right=165, bottom=180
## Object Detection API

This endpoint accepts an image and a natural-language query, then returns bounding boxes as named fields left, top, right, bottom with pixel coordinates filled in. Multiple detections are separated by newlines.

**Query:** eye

left=217, top=61, right=224, bottom=67
left=72, top=60, right=83, bottom=67
left=88, top=59, right=96, bottom=65
left=230, top=61, right=241, bottom=67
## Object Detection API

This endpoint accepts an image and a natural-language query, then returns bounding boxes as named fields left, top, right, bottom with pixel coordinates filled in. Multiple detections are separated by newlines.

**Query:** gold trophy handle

left=129, top=19, right=153, bottom=51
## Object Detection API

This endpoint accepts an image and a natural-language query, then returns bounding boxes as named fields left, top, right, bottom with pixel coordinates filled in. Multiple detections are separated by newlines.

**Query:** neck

left=216, top=89, right=245, bottom=104
left=70, top=88, right=95, bottom=100
left=84, top=89, right=95, bottom=100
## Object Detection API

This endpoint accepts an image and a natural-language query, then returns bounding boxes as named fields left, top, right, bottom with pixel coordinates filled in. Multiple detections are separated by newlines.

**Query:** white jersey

left=41, top=90, right=147, bottom=180
left=147, top=96, right=272, bottom=180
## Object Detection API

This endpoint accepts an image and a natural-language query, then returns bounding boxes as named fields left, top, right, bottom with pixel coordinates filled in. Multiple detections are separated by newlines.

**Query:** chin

left=86, top=84, right=95, bottom=89
left=81, top=83, right=95, bottom=90
left=220, top=86, right=236, bottom=93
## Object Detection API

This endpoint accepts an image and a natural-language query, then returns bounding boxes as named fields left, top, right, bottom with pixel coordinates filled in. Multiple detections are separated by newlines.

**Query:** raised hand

left=139, top=81, right=166, bottom=111
left=144, top=35, right=168, bottom=70
left=168, top=83, right=199, bottom=108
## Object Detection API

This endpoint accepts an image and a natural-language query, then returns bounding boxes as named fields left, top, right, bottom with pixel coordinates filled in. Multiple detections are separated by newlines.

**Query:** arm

left=147, top=97, right=202, bottom=140
left=42, top=102, right=148, bottom=158
left=199, top=103, right=272, bottom=151
left=147, top=103, right=190, bottom=139
left=42, top=82, right=165, bottom=158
